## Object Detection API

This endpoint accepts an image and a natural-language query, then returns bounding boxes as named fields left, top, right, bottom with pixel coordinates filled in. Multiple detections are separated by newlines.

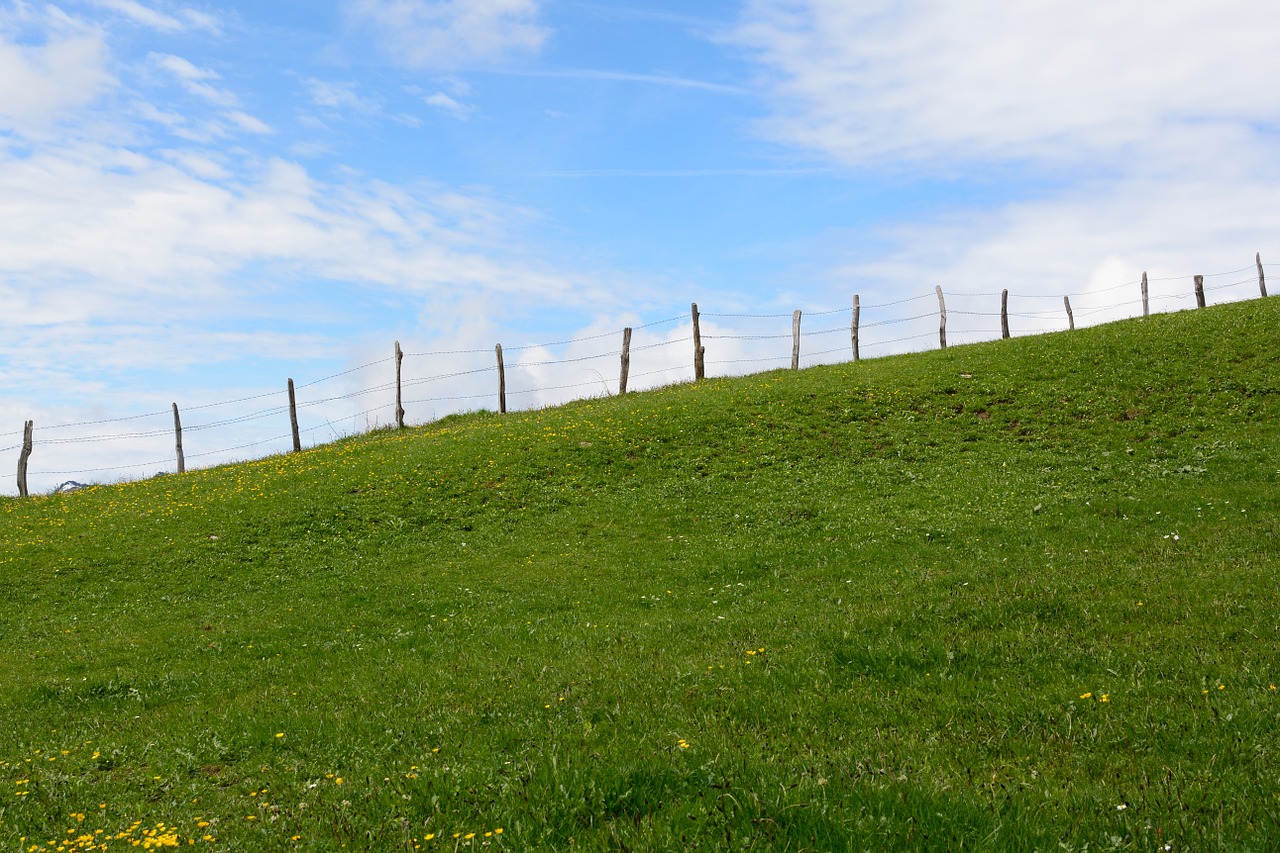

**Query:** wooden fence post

left=851, top=295, right=860, bottom=362
left=394, top=341, right=405, bottom=429
left=791, top=310, right=802, bottom=370
left=16, top=420, right=32, bottom=498
left=1258, top=252, right=1268, bottom=298
left=1001, top=289, right=1010, bottom=339
left=619, top=327, right=632, bottom=395
left=1064, top=296, right=1075, bottom=331
left=1194, top=275, right=1206, bottom=308
left=1141, top=271, right=1149, bottom=317
left=495, top=344, right=507, bottom=414
left=287, top=379, right=301, bottom=453
left=172, top=403, right=185, bottom=474
left=935, top=286, right=947, bottom=350
left=691, top=303, right=706, bottom=381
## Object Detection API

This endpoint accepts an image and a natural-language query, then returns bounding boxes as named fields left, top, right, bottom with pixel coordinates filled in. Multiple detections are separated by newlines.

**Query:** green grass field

left=3, top=300, right=1279, bottom=851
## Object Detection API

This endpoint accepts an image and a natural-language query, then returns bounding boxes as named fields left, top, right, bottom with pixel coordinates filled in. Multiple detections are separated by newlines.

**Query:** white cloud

left=90, top=0, right=220, bottom=34
left=345, top=0, right=547, bottom=70
left=306, top=78, right=381, bottom=115
left=0, top=137, right=582, bottom=346
left=731, top=0, right=1280, bottom=323
left=424, top=91, right=472, bottom=118
left=150, top=52, right=240, bottom=107
left=733, top=0, right=1280, bottom=170
left=0, top=27, right=115, bottom=134
left=226, top=110, right=272, bottom=134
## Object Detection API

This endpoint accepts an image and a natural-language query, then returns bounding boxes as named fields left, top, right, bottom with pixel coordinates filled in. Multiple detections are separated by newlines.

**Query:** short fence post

left=1194, top=275, right=1206, bottom=308
left=691, top=303, right=706, bottom=381
left=1141, top=271, right=1150, bottom=317
left=495, top=344, right=507, bottom=414
left=172, top=403, right=185, bottom=474
left=791, top=310, right=802, bottom=370
left=394, top=341, right=405, bottom=429
left=619, top=327, right=632, bottom=395
left=935, top=285, right=948, bottom=350
left=16, top=420, right=33, bottom=498
left=851, top=295, right=860, bottom=362
left=1001, top=289, right=1010, bottom=339
left=1258, top=253, right=1268, bottom=298
left=287, top=379, right=301, bottom=453
left=1064, top=296, right=1075, bottom=331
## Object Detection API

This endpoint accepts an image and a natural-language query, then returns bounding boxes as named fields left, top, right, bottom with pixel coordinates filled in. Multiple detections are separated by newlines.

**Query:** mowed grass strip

left=2, top=300, right=1279, bottom=851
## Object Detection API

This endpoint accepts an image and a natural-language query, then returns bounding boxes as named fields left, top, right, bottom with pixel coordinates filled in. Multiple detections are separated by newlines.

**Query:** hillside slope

left=3, top=300, right=1279, bottom=850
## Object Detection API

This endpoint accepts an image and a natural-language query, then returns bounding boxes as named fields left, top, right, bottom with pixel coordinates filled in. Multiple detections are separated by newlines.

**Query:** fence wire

left=5, top=259, right=1274, bottom=488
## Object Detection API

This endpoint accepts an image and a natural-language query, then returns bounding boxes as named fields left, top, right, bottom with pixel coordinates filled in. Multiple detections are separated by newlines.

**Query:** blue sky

left=2, top=0, right=1278, bottom=492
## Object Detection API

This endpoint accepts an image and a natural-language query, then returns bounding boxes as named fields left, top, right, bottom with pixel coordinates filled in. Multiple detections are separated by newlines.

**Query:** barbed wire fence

left=2, top=255, right=1272, bottom=497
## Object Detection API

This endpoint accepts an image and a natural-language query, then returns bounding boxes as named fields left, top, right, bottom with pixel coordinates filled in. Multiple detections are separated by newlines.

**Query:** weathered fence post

left=1064, top=296, right=1075, bottom=331
left=1194, top=275, right=1206, bottom=308
left=394, top=340, right=405, bottom=429
left=172, top=403, right=185, bottom=474
left=1258, top=252, right=1268, bottom=298
left=935, top=286, right=948, bottom=350
left=791, top=310, right=802, bottom=370
left=287, top=379, right=301, bottom=453
left=1141, top=271, right=1150, bottom=317
left=619, top=327, right=632, bottom=395
left=1001, top=289, right=1010, bottom=339
left=691, top=303, right=706, bottom=381
left=495, top=344, right=507, bottom=414
left=16, top=420, right=33, bottom=498
left=851, top=295, right=860, bottom=362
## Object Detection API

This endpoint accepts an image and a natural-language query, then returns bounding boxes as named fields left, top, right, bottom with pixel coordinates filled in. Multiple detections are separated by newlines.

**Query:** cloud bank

left=732, top=0, right=1280, bottom=315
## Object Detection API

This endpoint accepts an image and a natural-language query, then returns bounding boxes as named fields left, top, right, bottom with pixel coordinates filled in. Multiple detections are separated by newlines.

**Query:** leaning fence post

left=1001, top=289, right=1010, bottom=339
left=691, top=303, right=706, bottom=381
left=935, top=286, right=948, bottom=350
left=791, top=310, right=802, bottom=370
left=172, top=403, right=185, bottom=474
left=394, top=341, right=405, bottom=429
left=495, top=344, right=507, bottom=414
left=1141, top=271, right=1150, bottom=317
left=851, top=295, right=861, bottom=362
left=287, top=379, right=301, bottom=453
left=16, top=420, right=33, bottom=498
left=619, top=327, right=632, bottom=395
left=1194, top=275, right=1206, bottom=308
left=1258, top=253, right=1268, bottom=298
left=1064, top=296, right=1075, bottom=331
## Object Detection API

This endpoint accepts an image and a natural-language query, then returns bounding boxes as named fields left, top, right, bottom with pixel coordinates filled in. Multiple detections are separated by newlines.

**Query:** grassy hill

left=2, top=300, right=1279, bottom=851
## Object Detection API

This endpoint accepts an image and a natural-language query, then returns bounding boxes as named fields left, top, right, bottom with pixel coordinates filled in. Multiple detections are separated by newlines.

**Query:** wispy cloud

left=424, top=91, right=473, bottom=118
left=499, top=67, right=748, bottom=95
left=306, top=78, right=382, bottom=115
left=150, top=52, right=240, bottom=107
left=226, top=110, right=272, bottom=135
left=344, top=0, right=548, bottom=70
left=530, top=167, right=832, bottom=178
left=89, top=0, right=220, bottom=34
